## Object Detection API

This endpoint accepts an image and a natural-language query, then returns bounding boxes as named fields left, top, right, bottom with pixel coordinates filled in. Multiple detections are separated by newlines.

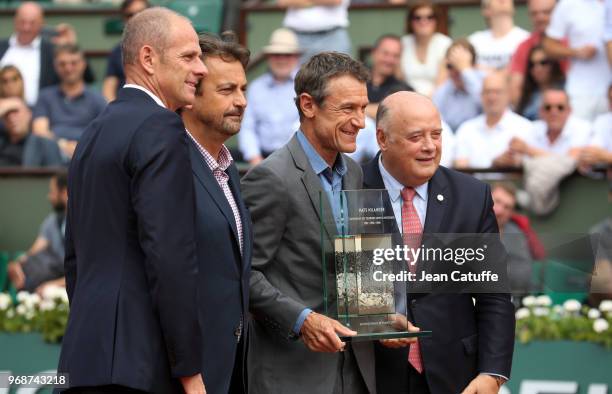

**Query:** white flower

left=563, top=299, right=581, bottom=313
left=42, top=285, right=68, bottom=303
left=552, top=305, right=563, bottom=314
left=16, top=291, right=29, bottom=302
left=23, top=293, right=40, bottom=310
left=6, top=309, right=15, bottom=318
left=0, top=293, right=11, bottom=310
left=593, top=318, right=610, bottom=333
left=522, top=296, right=536, bottom=307
left=588, top=308, right=601, bottom=319
left=535, top=295, right=552, bottom=307
left=25, top=311, right=35, bottom=320
left=16, top=304, right=27, bottom=316
left=516, top=308, right=530, bottom=320
left=39, top=299, right=55, bottom=312
left=533, top=307, right=549, bottom=317
left=599, top=300, right=612, bottom=313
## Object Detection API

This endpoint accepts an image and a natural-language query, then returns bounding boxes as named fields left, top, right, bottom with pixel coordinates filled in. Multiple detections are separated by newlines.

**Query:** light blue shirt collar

left=297, top=130, right=347, bottom=178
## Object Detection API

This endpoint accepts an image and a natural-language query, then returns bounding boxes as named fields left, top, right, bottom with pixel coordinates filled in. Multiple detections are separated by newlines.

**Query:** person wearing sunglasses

left=400, top=1, right=451, bottom=97
left=509, top=87, right=592, bottom=160
left=515, top=45, right=565, bottom=120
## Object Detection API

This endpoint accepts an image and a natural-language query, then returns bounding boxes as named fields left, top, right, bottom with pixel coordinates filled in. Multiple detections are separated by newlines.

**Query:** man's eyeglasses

left=412, top=14, right=436, bottom=22
left=543, top=104, right=567, bottom=112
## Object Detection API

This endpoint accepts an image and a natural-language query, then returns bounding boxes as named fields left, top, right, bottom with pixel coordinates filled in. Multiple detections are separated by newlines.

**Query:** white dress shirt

left=0, top=34, right=42, bottom=105
left=525, top=116, right=593, bottom=155
left=455, top=109, right=532, bottom=168
left=592, top=112, right=612, bottom=151
left=283, top=0, right=349, bottom=32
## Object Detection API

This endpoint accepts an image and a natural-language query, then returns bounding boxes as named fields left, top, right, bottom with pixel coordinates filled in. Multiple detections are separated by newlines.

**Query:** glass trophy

left=320, top=189, right=432, bottom=341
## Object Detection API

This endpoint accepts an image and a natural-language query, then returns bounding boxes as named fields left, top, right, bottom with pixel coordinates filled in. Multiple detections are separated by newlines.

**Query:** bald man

left=0, top=2, right=57, bottom=105
left=56, top=8, right=207, bottom=394
left=362, top=92, right=515, bottom=394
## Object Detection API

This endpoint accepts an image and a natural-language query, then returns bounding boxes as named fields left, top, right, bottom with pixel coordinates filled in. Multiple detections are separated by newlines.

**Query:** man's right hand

left=179, top=373, right=206, bottom=394
left=300, top=312, right=357, bottom=353
left=7, top=261, right=25, bottom=290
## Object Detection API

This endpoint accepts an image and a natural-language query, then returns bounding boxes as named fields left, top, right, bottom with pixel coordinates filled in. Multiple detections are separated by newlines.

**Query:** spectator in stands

left=492, top=182, right=536, bottom=305
left=0, top=65, right=24, bottom=100
left=0, top=98, right=62, bottom=167
left=607, top=0, right=612, bottom=65
left=32, top=44, right=106, bottom=160
left=400, top=1, right=451, bottom=96
left=365, top=34, right=413, bottom=120
left=509, top=0, right=564, bottom=107
left=544, top=0, right=612, bottom=121
left=578, top=84, right=612, bottom=167
left=238, top=28, right=301, bottom=166
left=432, top=38, right=484, bottom=131
left=454, top=71, right=532, bottom=168
left=469, top=0, right=529, bottom=71
left=515, top=45, right=565, bottom=120
left=102, top=0, right=150, bottom=102
left=7, top=171, right=67, bottom=295
left=279, top=0, right=351, bottom=62
left=0, top=2, right=57, bottom=106
left=510, top=88, right=592, bottom=160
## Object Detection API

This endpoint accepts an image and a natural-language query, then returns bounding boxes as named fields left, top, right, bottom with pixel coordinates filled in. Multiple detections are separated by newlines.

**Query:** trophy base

left=340, top=330, right=432, bottom=342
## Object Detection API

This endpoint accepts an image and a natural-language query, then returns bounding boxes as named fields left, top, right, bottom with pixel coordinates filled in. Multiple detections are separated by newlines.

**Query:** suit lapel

left=227, top=164, right=251, bottom=270
left=423, top=168, right=449, bottom=234
left=189, top=142, right=241, bottom=251
left=287, top=136, right=338, bottom=240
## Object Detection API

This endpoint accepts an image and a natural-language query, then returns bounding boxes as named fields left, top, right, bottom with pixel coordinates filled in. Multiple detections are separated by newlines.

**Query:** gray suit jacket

left=241, top=134, right=376, bottom=394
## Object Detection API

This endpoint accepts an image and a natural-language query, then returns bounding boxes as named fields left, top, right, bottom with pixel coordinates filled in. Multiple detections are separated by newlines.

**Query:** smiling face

left=0, top=67, right=24, bottom=98
left=190, top=56, right=247, bottom=139
left=528, top=0, right=555, bottom=33
left=371, top=37, right=402, bottom=79
left=154, top=18, right=207, bottom=110
left=14, top=2, right=43, bottom=46
left=55, top=50, right=86, bottom=85
left=378, top=92, right=442, bottom=187
left=528, top=48, right=552, bottom=86
left=410, top=6, right=437, bottom=38
left=539, top=89, right=571, bottom=132
left=300, top=75, right=368, bottom=164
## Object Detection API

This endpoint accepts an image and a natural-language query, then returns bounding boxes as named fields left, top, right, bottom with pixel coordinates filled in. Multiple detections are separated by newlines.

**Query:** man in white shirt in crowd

left=279, top=0, right=351, bottom=62
left=509, top=88, right=592, bottom=160
left=544, top=0, right=612, bottom=121
left=578, top=83, right=612, bottom=167
left=469, top=0, right=529, bottom=70
left=238, top=28, right=301, bottom=165
left=454, top=71, right=532, bottom=168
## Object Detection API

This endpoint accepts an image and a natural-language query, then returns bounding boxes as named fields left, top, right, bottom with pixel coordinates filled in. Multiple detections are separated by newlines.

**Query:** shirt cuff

left=480, top=372, right=508, bottom=382
left=293, top=308, right=313, bottom=336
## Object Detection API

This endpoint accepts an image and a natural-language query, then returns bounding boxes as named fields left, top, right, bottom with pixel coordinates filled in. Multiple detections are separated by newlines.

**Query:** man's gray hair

left=121, top=7, right=189, bottom=66
left=375, top=101, right=391, bottom=134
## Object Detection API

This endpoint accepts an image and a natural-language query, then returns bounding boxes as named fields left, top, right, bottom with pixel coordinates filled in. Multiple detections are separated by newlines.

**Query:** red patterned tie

left=400, top=187, right=424, bottom=374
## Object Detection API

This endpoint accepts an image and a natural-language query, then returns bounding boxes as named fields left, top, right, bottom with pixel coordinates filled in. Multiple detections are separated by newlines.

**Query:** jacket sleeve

left=128, top=111, right=202, bottom=377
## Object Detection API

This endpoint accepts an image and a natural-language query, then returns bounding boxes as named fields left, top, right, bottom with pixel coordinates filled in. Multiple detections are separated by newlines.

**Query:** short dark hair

left=372, top=34, right=401, bottom=50
left=54, top=44, right=83, bottom=60
left=199, top=31, right=250, bottom=70
left=54, top=171, right=68, bottom=192
left=294, top=51, right=370, bottom=119
left=492, top=182, right=517, bottom=200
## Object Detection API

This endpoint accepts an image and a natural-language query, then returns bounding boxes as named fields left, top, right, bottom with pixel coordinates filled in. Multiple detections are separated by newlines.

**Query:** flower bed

left=0, top=287, right=69, bottom=343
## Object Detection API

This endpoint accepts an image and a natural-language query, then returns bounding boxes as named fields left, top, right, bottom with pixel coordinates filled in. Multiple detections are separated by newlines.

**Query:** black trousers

left=228, top=336, right=246, bottom=394
left=375, top=343, right=430, bottom=394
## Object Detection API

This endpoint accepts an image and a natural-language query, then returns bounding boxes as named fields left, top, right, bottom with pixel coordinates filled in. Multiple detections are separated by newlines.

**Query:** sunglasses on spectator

left=412, top=14, right=435, bottom=22
left=543, top=104, right=566, bottom=112
left=531, top=59, right=551, bottom=67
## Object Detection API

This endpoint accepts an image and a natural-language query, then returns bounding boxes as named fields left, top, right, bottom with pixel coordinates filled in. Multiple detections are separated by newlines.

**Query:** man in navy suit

left=180, top=33, right=251, bottom=394
left=57, top=8, right=207, bottom=394
left=362, top=92, right=515, bottom=394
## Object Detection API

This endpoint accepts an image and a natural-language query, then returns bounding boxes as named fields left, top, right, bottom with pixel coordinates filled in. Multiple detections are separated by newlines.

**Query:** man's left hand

left=461, top=374, right=503, bottom=394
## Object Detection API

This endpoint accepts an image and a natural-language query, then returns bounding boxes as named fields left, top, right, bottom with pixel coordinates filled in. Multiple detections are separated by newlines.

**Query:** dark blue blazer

left=57, top=88, right=202, bottom=393
left=188, top=141, right=252, bottom=394
left=363, top=154, right=515, bottom=394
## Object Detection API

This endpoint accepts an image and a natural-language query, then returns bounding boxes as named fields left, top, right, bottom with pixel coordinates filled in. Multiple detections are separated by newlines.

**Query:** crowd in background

left=1, top=0, right=611, bottom=304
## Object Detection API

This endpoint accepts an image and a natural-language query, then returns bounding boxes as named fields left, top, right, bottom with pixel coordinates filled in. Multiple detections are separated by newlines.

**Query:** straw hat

left=262, top=28, right=301, bottom=55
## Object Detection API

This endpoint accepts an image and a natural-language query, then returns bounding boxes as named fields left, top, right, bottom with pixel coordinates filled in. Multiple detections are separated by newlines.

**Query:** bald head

left=482, top=71, right=510, bottom=117
left=121, top=7, right=192, bottom=66
left=14, top=2, right=44, bottom=45
left=376, top=92, right=442, bottom=187
left=376, top=91, right=441, bottom=133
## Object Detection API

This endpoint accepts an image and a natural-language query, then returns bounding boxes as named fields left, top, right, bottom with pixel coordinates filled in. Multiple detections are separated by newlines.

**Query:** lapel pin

left=437, top=194, right=444, bottom=202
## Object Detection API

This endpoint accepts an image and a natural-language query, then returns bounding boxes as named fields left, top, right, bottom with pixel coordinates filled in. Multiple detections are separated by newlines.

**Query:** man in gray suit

left=241, top=52, right=375, bottom=394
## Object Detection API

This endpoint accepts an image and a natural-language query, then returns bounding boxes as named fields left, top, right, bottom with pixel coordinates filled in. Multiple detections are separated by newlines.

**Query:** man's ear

left=139, top=45, right=156, bottom=76
left=376, top=128, right=388, bottom=151
left=299, top=93, right=317, bottom=119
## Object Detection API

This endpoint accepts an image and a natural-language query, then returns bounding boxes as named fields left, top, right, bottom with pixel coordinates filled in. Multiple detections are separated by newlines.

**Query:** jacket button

left=411, top=299, right=417, bottom=306
left=234, top=327, right=241, bottom=337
